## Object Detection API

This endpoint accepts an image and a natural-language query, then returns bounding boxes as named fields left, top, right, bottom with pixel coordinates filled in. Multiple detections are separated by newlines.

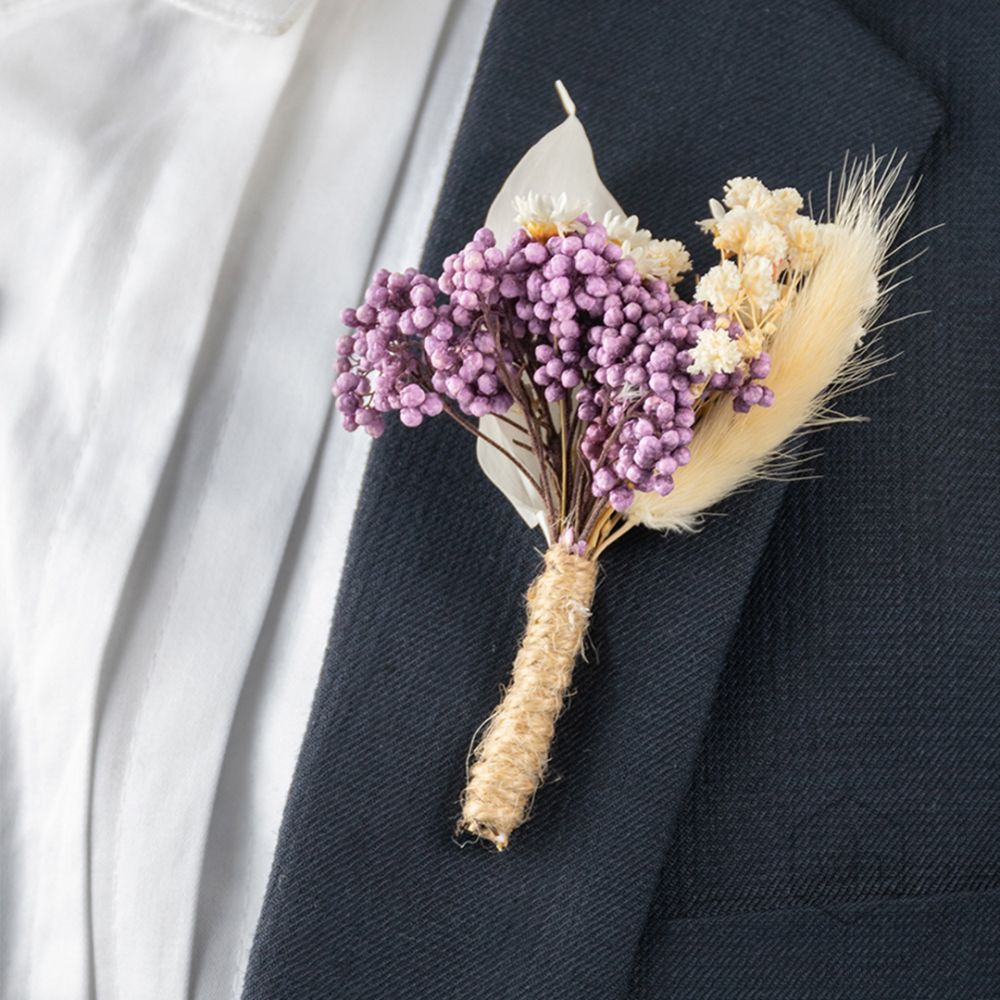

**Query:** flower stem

left=440, top=403, right=546, bottom=501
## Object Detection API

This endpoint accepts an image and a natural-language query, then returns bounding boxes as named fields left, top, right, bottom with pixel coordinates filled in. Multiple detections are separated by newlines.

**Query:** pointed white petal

left=484, top=113, right=624, bottom=248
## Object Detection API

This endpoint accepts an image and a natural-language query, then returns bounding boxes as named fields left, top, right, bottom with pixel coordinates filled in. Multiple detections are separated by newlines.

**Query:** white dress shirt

left=0, top=1, right=493, bottom=996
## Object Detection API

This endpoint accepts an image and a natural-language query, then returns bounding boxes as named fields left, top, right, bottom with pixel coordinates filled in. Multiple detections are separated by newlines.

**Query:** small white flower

left=601, top=209, right=691, bottom=285
left=740, top=255, right=780, bottom=312
left=713, top=207, right=766, bottom=254
left=694, top=260, right=742, bottom=313
left=785, top=215, right=819, bottom=271
left=601, top=210, right=652, bottom=257
left=513, top=191, right=588, bottom=238
left=686, top=326, right=744, bottom=377
left=723, top=176, right=772, bottom=213
left=742, top=218, right=788, bottom=261
left=764, top=187, right=805, bottom=227
left=633, top=238, right=692, bottom=285
left=712, top=206, right=756, bottom=254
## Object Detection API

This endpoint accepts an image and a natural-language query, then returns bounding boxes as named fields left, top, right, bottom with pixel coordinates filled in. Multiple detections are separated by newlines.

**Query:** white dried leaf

left=476, top=406, right=551, bottom=542
left=484, top=97, right=623, bottom=249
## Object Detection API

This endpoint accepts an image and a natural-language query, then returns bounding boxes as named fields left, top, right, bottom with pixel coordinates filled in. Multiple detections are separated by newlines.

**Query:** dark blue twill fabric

left=243, top=1, right=999, bottom=997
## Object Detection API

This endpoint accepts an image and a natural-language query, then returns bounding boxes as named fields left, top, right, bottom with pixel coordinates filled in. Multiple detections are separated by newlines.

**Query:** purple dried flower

left=333, top=216, right=772, bottom=525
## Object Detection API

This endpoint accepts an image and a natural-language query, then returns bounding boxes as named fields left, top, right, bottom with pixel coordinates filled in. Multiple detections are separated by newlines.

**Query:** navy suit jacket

left=244, top=1, right=1000, bottom=996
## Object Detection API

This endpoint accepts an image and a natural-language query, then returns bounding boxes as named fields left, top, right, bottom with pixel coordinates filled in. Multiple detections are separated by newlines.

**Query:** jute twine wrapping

left=458, top=544, right=598, bottom=849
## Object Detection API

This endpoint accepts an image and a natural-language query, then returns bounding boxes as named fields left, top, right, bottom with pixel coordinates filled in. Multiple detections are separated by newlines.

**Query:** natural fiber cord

left=459, top=545, right=598, bottom=849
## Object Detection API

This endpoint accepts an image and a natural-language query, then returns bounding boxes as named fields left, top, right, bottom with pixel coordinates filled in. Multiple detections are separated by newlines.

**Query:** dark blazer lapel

left=245, top=3, right=942, bottom=997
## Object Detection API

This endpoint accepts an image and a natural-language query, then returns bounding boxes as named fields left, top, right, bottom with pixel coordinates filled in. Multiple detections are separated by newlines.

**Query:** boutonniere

left=334, top=82, right=917, bottom=850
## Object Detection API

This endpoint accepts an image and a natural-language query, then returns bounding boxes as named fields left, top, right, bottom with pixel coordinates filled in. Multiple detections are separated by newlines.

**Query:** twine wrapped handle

left=458, top=543, right=598, bottom=849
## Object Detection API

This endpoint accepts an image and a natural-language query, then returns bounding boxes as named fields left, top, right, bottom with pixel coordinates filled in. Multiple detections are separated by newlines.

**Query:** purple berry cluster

left=705, top=353, right=775, bottom=412
left=487, top=220, right=758, bottom=511
left=334, top=217, right=773, bottom=514
left=575, top=286, right=709, bottom=512
left=431, top=230, right=516, bottom=418
left=336, top=269, right=445, bottom=434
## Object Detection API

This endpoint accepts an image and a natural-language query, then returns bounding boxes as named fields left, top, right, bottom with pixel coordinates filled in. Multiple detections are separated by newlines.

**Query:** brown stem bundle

left=458, top=544, right=598, bottom=849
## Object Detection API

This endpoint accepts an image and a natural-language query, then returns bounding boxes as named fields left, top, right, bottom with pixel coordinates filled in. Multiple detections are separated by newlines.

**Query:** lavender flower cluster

left=335, top=219, right=772, bottom=512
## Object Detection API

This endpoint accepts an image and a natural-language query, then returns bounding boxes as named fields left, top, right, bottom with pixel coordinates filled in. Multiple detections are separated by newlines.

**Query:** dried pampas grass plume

left=630, top=155, right=923, bottom=533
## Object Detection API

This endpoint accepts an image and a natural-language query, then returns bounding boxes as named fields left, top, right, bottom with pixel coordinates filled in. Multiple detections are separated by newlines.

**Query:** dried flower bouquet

left=333, top=82, right=917, bottom=849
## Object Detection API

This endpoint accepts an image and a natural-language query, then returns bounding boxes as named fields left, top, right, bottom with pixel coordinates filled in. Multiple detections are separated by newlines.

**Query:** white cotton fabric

left=0, top=0, right=494, bottom=996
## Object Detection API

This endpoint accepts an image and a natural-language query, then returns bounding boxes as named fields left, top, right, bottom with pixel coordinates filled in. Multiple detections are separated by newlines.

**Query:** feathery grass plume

left=629, top=155, right=920, bottom=533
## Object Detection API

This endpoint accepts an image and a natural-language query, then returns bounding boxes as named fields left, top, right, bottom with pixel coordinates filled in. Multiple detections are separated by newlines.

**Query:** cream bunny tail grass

left=630, top=155, right=922, bottom=533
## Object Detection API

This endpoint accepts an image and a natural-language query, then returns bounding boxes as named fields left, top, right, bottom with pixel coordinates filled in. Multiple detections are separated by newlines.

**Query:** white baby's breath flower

left=742, top=218, right=788, bottom=261
left=634, top=238, right=692, bottom=285
left=723, top=176, right=772, bottom=213
left=712, top=206, right=755, bottom=254
left=740, top=255, right=780, bottom=312
left=763, top=187, right=804, bottom=227
left=706, top=204, right=787, bottom=263
left=686, top=326, right=744, bottom=377
left=694, top=260, right=742, bottom=313
left=785, top=215, right=820, bottom=271
left=513, top=191, right=588, bottom=239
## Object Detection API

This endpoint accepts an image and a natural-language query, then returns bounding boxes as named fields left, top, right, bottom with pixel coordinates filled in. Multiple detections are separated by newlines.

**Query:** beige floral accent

left=686, top=327, right=744, bottom=377
left=786, top=215, right=820, bottom=271
left=741, top=255, right=780, bottom=312
left=694, top=259, right=742, bottom=313
left=763, top=187, right=805, bottom=226
left=723, top=176, right=772, bottom=213
left=635, top=237, right=692, bottom=286
left=694, top=175, right=826, bottom=372
left=742, top=219, right=788, bottom=260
